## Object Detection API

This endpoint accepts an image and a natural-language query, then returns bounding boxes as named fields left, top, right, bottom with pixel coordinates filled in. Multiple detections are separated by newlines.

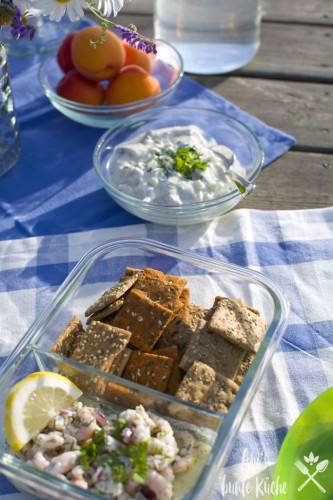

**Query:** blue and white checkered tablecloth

left=1, top=207, right=332, bottom=500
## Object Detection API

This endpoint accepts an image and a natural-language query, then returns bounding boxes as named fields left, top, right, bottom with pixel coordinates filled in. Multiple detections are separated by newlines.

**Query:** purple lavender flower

left=114, top=24, right=157, bottom=54
left=0, top=1, right=35, bottom=41
left=10, top=8, right=35, bottom=40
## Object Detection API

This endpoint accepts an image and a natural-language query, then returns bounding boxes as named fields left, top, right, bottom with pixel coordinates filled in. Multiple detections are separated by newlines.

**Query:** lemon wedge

left=4, top=371, right=83, bottom=452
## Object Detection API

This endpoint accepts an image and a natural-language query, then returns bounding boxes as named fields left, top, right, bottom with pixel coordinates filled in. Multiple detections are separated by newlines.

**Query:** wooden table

left=113, top=0, right=333, bottom=210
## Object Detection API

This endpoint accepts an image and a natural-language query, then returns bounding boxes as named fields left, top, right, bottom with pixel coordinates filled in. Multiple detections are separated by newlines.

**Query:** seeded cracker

left=179, top=319, right=245, bottom=380
left=234, top=352, right=255, bottom=386
left=84, top=273, right=139, bottom=317
left=175, top=287, right=191, bottom=322
left=133, top=268, right=187, bottom=311
left=155, top=315, right=194, bottom=359
left=51, top=315, right=85, bottom=357
left=125, top=267, right=143, bottom=276
left=208, top=297, right=266, bottom=352
left=109, top=348, right=133, bottom=377
left=214, top=296, right=261, bottom=317
left=112, top=289, right=173, bottom=352
left=175, top=361, right=239, bottom=413
left=122, top=351, right=174, bottom=392
left=188, top=303, right=213, bottom=331
left=152, top=345, right=183, bottom=395
left=70, top=321, right=131, bottom=373
left=86, top=298, right=124, bottom=325
left=119, top=268, right=143, bottom=282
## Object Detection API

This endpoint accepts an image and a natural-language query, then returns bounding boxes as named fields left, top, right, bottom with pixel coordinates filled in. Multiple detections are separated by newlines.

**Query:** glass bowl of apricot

left=39, top=25, right=184, bottom=128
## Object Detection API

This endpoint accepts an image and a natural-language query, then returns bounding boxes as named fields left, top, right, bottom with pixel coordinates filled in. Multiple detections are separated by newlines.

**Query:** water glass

left=0, top=48, right=21, bottom=176
left=154, top=0, right=262, bottom=75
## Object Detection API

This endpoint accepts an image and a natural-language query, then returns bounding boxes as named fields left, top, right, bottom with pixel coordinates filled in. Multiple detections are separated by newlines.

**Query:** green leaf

left=234, top=180, right=246, bottom=194
left=112, top=418, right=129, bottom=441
left=100, top=454, right=130, bottom=483
left=152, top=144, right=208, bottom=180
left=79, top=428, right=106, bottom=468
left=118, top=441, right=149, bottom=483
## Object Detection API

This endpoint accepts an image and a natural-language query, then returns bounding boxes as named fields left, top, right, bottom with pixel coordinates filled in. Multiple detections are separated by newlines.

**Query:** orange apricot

left=122, top=40, right=154, bottom=73
left=56, top=70, right=105, bottom=105
left=105, top=64, right=161, bottom=106
left=71, top=26, right=125, bottom=81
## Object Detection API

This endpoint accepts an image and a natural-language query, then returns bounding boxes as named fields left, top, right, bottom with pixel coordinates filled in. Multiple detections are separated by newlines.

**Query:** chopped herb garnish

left=79, top=428, right=106, bottom=468
left=152, top=144, right=208, bottom=179
left=100, top=454, right=130, bottom=483
left=118, top=441, right=149, bottom=483
left=112, top=418, right=129, bottom=441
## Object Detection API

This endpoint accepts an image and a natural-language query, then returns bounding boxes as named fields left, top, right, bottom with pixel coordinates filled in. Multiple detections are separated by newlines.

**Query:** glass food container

left=0, top=237, right=289, bottom=500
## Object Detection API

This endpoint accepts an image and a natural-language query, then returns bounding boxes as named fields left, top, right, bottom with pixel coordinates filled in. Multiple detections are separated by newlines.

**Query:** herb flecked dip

left=107, top=125, right=245, bottom=205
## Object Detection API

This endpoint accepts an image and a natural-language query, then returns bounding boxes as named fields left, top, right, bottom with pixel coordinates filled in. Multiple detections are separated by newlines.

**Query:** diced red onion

left=60, top=410, right=69, bottom=415
left=92, top=409, right=108, bottom=427
left=121, top=425, right=134, bottom=440
left=143, top=488, right=156, bottom=500
left=96, top=468, right=103, bottom=481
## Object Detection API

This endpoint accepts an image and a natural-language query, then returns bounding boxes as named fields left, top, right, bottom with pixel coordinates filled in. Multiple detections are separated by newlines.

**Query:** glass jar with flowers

left=0, top=0, right=156, bottom=176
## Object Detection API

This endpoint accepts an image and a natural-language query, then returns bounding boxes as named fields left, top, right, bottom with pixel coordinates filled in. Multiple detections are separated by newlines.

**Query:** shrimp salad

left=17, top=402, right=202, bottom=500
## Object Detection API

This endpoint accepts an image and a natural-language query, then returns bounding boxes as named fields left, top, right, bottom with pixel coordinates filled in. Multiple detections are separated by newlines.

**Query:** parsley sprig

left=118, top=441, right=149, bottom=483
left=79, top=428, right=106, bottom=468
left=112, top=418, right=129, bottom=441
left=154, top=145, right=208, bottom=179
left=78, top=420, right=149, bottom=484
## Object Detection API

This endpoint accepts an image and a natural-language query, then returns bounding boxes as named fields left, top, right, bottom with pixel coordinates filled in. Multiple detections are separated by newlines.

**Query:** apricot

left=71, top=26, right=125, bottom=81
left=57, top=31, right=77, bottom=73
left=122, top=40, right=154, bottom=73
left=105, top=64, right=161, bottom=106
left=56, top=70, right=105, bottom=105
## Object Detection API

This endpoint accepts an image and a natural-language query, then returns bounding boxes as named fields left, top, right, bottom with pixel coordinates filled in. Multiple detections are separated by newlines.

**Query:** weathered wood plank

left=261, top=0, right=333, bottom=25
left=188, top=76, right=333, bottom=151
left=236, top=23, right=333, bottom=81
left=238, top=152, right=333, bottom=210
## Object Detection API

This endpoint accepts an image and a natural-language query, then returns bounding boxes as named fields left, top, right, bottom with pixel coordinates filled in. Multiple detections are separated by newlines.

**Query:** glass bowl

left=93, top=107, right=264, bottom=225
left=0, top=237, right=289, bottom=500
left=38, top=38, right=184, bottom=128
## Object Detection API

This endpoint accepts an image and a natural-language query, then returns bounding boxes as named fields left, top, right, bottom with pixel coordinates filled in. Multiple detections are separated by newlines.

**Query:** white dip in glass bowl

left=93, top=106, right=264, bottom=225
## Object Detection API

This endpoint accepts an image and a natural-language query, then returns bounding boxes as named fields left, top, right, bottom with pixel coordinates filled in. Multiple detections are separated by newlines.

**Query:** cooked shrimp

left=145, top=469, right=173, bottom=500
left=120, top=405, right=155, bottom=430
left=71, top=477, right=89, bottom=489
left=35, top=431, right=64, bottom=450
left=171, top=455, right=194, bottom=474
left=96, top=477, right=124, bottom=496
left=47, top=450, right=80, bottom=475
left=131, top=422, right=151, bottom=445
left=31, top=451, right=50, bottom=470
left=71, top=464, right=85, bottom=479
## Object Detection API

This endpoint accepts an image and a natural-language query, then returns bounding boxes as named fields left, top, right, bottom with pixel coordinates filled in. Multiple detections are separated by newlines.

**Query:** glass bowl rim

left=38, top=38, right=184, bottom=114
left=93, top=106, right=264, bottom=208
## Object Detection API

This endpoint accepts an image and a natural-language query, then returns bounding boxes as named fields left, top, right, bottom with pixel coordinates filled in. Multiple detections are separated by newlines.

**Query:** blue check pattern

left=0, top=207, right=332, bottom=500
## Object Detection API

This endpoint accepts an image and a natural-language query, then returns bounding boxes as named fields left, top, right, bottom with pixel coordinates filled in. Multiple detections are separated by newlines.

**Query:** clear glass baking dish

left=0, top=237, right=289, bottom=500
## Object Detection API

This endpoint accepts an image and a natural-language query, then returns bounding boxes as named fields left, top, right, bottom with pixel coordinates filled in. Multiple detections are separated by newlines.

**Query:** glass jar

left=154, top=0, right=262, bottom=75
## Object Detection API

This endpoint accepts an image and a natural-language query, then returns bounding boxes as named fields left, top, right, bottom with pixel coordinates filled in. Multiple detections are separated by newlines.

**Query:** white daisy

left=95, top=0, right=131, bottom=17
left=30, top=0, right=87, bottom=22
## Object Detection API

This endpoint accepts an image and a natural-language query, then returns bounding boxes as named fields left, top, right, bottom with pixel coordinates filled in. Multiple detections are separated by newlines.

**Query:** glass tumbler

left=0, top=48, right=21, bottom=176
left=154, top=0, right=262, bottom=75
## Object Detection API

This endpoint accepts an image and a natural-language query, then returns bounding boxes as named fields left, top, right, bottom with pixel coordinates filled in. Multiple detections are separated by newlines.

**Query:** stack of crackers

left=51, top=267, right=266, bottom=415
